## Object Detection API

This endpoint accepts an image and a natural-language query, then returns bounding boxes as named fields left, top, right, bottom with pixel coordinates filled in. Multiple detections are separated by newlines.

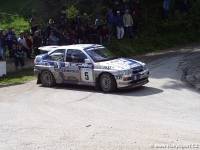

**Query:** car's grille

left=132, top=68, right=143, bottom=74
left=130, top=77, right=148, bottom=84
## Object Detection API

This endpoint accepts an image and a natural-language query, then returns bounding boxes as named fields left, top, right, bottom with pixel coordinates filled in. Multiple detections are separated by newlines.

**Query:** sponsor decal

left=76, top=63, right=94, bottom=70
left=54, top=68, right=79, bottom=73
left=35, top=62, right=50, bottom=66
left=94, top=65, right=112, bottom=70
left=129, top=63, right=141, bottom=69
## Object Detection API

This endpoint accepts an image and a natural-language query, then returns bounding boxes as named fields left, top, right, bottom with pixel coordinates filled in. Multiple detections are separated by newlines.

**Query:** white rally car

left=34, top=44, right=149, bottom=92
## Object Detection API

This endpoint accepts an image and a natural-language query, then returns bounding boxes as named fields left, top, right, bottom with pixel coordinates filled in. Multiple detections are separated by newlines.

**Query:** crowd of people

left=0, top=0, right=140, bottom=71
left=0, top=0, right=194, bottom=69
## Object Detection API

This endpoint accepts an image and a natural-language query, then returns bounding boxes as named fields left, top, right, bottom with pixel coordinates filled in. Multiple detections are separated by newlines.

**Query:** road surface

left=0, top=45, right=200, bottom=150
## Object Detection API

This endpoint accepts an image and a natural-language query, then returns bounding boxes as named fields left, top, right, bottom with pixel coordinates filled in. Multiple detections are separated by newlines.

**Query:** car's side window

left=44, top=49, right=65, bottom=61
left=66, top=49, right=87, bottom=63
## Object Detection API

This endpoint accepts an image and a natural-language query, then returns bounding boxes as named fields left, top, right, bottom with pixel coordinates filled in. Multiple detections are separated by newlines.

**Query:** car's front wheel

left=100, top=73, right=117, bottom=92
left=40, top=70, right=55, bottom=87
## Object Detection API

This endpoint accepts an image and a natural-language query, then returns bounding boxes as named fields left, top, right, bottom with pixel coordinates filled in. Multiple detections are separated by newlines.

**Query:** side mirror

left=84, top=59, right=91, bottom=64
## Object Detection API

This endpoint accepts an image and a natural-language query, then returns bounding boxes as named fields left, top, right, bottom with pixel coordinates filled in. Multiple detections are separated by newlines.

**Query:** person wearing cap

left=0, top=28, right=6, bottom=60
left=114, top=11, right=124, bottom=39
left=123, top=10, right=135, bottom=38
left=18, top=31, right=31, bottom=58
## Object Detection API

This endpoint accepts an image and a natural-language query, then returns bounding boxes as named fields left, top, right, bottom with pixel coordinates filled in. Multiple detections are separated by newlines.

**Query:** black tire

left=40, top=70, right=55, bottom=87
left=100, top=73, right=117, bottom=92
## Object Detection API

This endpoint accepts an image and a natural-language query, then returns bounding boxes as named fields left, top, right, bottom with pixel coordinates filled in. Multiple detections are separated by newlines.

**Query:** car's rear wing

left=38, top=46, right=59, bottom=53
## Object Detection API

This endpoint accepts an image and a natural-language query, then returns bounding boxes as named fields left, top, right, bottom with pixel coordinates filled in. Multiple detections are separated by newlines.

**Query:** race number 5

left=85, top=72, right=89, bottom=80
left=81, top=68, right=93, bottom=82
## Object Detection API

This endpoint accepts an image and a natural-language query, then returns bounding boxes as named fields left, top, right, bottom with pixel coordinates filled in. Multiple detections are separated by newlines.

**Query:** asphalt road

left=0, top=45, right=200, bottom=150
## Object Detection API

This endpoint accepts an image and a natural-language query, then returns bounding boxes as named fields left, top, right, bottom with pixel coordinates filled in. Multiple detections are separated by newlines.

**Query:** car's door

left=65, top=49, right=94, bottom=85
left=42, top=49, right=66, bottom=82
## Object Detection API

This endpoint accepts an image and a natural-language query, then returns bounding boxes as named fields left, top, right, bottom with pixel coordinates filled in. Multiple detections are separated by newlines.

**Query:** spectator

left=113, top=1, right=122, bottom=16
left=122, top=4, right=131, bottom=15
left=114, top=11, right=124, bottom=39
left=41, top=22, right=51, bottom=46
left=30, top=14, right=37, bottom=26
left=46, top=38, right=51, bottom=46
left=69, top=30, right=77, bottom=44
left=10, top=44, right=25, bottom=71
left=63, top=31, right=71, bottom=45
left=0, top=28, right=6, bottom=60
left=106, top=8, right=115, bottom=40
left=162, top=0, right=171, bottom=21
left=99, top=25, right=110, bottom=45
left=24, top=33, right=33, bottom=59
left=92, top=25, right=99, bottom=44
left=95, top=16, right=104, bottom=30
left=5, top=27, right=17, bottom=52
left=123, top=10, right=135, bottom=38
left=18, top=31, right=31, bottom=58
left=49, top=30, right=59, bottom=45
left=33, top=31, right=42, bottom=56
left=30, top=21, right=39, bottom=37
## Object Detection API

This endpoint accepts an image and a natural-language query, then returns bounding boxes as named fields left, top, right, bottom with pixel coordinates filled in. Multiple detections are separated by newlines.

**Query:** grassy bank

left=0, top=69, right=36, bottom=85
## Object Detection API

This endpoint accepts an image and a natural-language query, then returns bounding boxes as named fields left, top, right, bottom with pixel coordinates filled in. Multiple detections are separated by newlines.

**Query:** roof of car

left=39, top=44, right=103, bottom=52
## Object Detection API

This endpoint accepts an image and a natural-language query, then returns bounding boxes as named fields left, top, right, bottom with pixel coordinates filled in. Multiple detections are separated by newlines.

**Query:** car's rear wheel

left=100, top=73, right=117, bottom=92
left=40, top=70, right=55, bottom=87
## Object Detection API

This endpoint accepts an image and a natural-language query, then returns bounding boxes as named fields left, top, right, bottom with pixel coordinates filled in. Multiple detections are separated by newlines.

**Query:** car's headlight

left=143, top=64, right=147, bottom=70
left=117, top=70, right=131, bottom=75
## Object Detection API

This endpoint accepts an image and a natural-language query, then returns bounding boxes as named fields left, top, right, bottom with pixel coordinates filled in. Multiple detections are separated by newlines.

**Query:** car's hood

left=95, top=58, right=144, bottom=70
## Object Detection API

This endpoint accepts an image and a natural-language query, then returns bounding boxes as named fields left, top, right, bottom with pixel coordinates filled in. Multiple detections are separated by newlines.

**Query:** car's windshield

left=84, top=46, right=117, bottom=62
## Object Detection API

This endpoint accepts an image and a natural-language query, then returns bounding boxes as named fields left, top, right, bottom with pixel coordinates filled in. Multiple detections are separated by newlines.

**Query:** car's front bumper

left=118, top=77, right=149, bottom=89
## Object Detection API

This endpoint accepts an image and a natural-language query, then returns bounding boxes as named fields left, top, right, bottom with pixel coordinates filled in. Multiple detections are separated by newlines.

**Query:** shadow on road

left=39, top=84, right=163, bottom=97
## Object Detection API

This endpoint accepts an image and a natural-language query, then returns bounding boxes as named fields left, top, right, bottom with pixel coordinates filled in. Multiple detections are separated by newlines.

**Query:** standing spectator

left=33, top=31, right=42, bottom=56
left=114, top=11, right=124, bottom=39
left=24, top=33, right=33, bottom=59
left=162, top=0, right=171, bottom=21
left=95, top=16, right=104, bottom=30
left=18, top=31, right=31, bottom=58
left=30, top=14, right=37, bottom=26
left=122, top=4, right=131, bottom=15
left=0, top=28, right=6, bottom=60
left=30, top=21, right=39, bottom=37
left=92, top=25, right=99, bottom=44
left=5, top=27, right=17, bottom=52
left=99, top=25, right=109, bottom=45
left=123, top=10, right=135, bottom=38
left=41, top=22, right=51, bottom=46
left=113, top=1, right=122, bottom=16
left=49, top=30, right=59, bottom=45
left=106, top=8, right=115, bottom=40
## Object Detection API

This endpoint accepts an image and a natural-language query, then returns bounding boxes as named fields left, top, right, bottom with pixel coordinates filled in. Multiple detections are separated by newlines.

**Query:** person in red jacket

left=99, top=25, right=110, bottom=45
left=25, top=33, right=33, bottom=59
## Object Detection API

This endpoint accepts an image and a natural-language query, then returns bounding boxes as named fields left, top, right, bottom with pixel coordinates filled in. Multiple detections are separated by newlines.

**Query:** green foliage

left=1, top=0, right=200, bottom=57
left=66, top=5, right=79, bottom=20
